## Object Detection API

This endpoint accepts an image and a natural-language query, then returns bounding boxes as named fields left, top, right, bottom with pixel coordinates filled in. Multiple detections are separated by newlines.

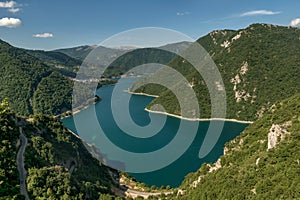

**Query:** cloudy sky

left=0, top=0, right=299, bottom=50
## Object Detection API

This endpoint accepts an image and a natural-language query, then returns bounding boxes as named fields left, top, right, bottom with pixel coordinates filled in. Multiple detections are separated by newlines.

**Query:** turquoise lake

left=62, top=78, right=249, bottom=187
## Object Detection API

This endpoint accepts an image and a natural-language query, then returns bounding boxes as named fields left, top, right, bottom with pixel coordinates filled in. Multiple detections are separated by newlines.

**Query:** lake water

left=62, top=78, right=248, bottom=187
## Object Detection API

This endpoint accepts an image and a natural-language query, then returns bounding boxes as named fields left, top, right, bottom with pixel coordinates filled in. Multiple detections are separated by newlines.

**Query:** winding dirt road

left=125, top=188, right=173, bottom=199
left=17, top=127, right=30, bottom=200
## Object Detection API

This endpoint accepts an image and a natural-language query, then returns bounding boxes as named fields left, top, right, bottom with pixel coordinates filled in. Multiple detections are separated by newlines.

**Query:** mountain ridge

left=133, top=23, right=300, bottom=121
left=0, top=23, right=299, bottom=199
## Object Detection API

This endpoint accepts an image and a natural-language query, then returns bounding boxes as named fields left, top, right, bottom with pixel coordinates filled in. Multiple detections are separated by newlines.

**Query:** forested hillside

left=0, top=39, right=196, bottom=116
left=176, top=93, right=300, bottom=199
left=32, top=72, right=73, bottom=115
left=25, top=49, right=82, bottom=77
left=0, top=100, right=116, bottom=199
left=0, top=99, right=22, bottom=199
left=0, top=39, right=73, bottom=116
left=0, top=23, right=299, bottom=200
left=105, top=48, right=176, bottom=77
left=134, top=24, right=300, bottom=121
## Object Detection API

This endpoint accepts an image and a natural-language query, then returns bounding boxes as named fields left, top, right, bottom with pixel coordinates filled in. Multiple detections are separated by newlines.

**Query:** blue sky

left=0, top=0, right=299, bottom=50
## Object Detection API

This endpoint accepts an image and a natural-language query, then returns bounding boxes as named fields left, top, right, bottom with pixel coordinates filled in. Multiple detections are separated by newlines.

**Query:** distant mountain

left=0, top=100, right=115, bottom=199
left=0, top=24, right=299, bottom=199
left=103, top=42, right=193, bottom=77
left=0, top=38, right=192, bottom=116
left=54, top=42, right=191, bottom=77
left=159, top=41, right=193, bottom=54
left=0, top=39, right=72, bottom=116
left=176, top=93, right=300, bottom=199
left=25, top=49, right=82, bottom=77
left=105, top=47, right=177, bottom=77
left=54, top=45, right=133, bottom=77
left=134, top=24, right=300, bottom=121
left=54, top=45, right=96, bottom=61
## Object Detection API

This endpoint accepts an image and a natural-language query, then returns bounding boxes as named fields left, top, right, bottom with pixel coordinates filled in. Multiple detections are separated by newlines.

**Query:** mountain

left=105, top=48, right=176, bottom=77
left=55, top=45, right=136, bottom=78
left=0, top=100, right=21, bottom=199
left=0, top=100, right=116, bottom=199
left=175, top=93, right=300, bottom=199
left=159, top=41, right=193, bottom=54
left=0, top=39, right=73, bottom=116
left=133, top=24, right=300, bottom=121
left=0, top=23, right=299, bottom=199
left=0, top=38, right=192, bottom=117
left=54, top=42, right=191, bottom=78
left=54, top=45, right=96, bottom=61
left=25, top=49, right=82, bottom=77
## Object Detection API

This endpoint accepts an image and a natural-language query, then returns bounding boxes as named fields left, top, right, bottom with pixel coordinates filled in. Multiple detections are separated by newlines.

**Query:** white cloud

left=240, top=10, right=280, bottom=17
left=177, top=11, right=190, bottom=16
left=289, top=18, right=300, bottom=27
left=33, top=33, right=54, bottom=38
left=0, top=1, right=21, bottom=13
left=8, top=7, right=19, bottom=13
left=0, top=1, right=16, bottom=8
left=0, top=17, right=21, bottom=28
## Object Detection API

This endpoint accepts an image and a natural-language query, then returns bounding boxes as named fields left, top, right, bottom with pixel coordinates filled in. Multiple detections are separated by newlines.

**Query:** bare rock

left=267, top=122, right=291, bottom=150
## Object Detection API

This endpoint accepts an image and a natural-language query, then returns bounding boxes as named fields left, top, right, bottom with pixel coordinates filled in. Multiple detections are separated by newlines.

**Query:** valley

left=0, top=22, right=299, bottom=199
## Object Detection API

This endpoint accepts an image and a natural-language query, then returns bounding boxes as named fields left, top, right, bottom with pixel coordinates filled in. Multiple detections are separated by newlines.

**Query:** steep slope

left=176, top=93, right=300, bottom=199
left=32, top=72, right=73, bottom=115
left=0, top=100, right=116, bottom=199
left=0, top=39, right=188, bottom=117
left=134, top=24, right=300, bottom=121
left=0, top=39, right=72, bottom=116
left=25, top=115, right=114, bottom=199
left=0, top=99, right=22, bottom=199
left=0, top=39, right=51, bottom=116
left=25, top=49, right=82, bottom=77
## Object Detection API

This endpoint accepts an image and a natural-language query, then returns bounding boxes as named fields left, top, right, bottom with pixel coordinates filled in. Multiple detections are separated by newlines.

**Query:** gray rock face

left=267, top=122, right=291, bottom=150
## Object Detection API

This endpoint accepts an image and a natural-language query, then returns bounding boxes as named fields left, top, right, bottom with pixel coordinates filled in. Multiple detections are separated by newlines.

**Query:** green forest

left=134, top=24, right=300, bottom=121
left=0, top=23, right=299, bottom=199
left=174, top=93, right=300, bottom=199
left=0, top=39, right=74, bottom=116
left=0, top=39, right=180, bottom=117
left=0, top=100, right=118, bottom=199
left=0, top=99, right=22, bottom=199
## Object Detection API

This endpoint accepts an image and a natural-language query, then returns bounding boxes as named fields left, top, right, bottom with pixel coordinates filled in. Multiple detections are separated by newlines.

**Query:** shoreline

left=127, top=89, right=253, bottom=124
left=58, top=99, right=98, bottom=119
left=60, top=88, right=253, bottom=124
left=124, top=89, right=159, bottom=98
left=145, top=108, right=253, bottom=124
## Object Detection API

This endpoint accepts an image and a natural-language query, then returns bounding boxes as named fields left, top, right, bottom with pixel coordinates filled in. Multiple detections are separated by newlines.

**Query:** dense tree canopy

left=175, top=93, right=300, bottom=199
left=0, top=100, right=22, bottom=199
left=0, top=100, right=115, bottom=199
left=0, top=39, right=73, bottom=116
left=134, top=24, right=300, bottom=121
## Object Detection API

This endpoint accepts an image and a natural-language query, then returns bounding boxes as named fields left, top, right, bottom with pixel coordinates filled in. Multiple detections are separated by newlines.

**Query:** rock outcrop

left=267, top=122, right=291, bottom=150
